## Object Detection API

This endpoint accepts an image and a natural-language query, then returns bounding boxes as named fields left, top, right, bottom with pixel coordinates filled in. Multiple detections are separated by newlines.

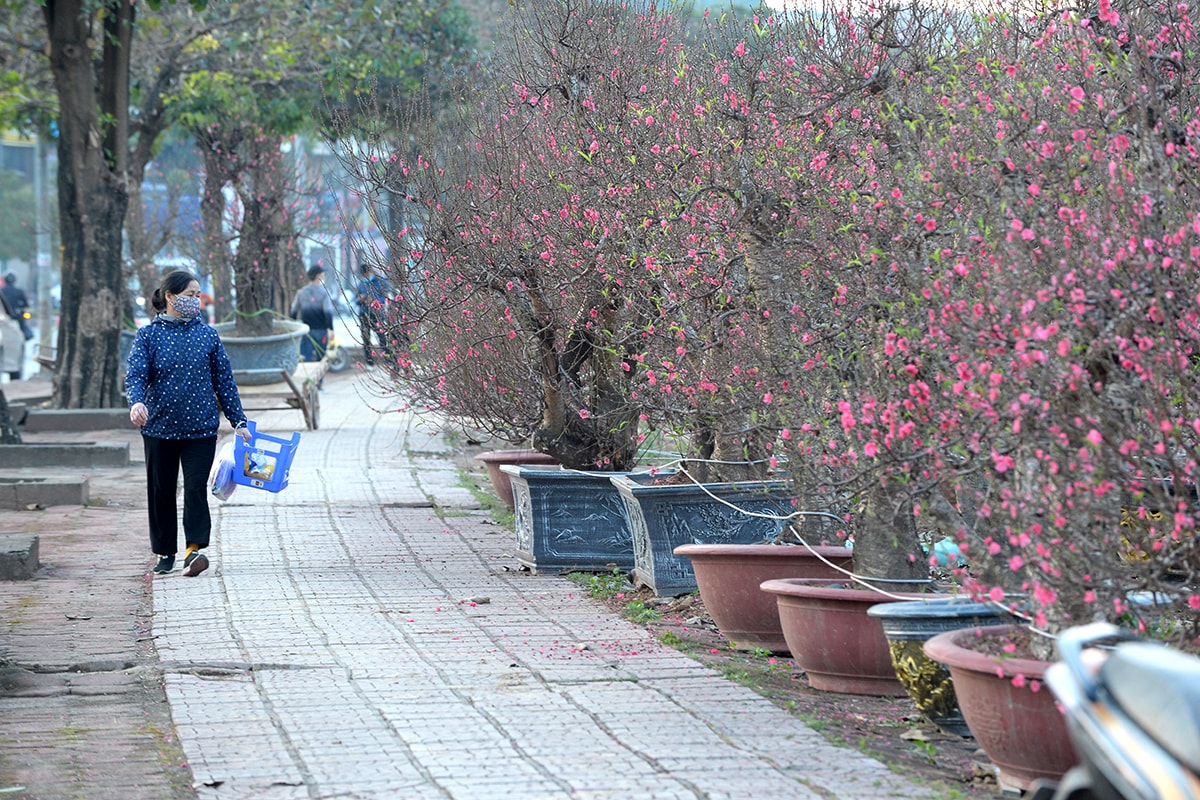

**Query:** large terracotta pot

left=610, top=474, right=795, bottom=596
left=474, top=449, right=560, bottom=509
left=674, top=543, right=853, bottom=653
left=759, top=578, right=930, bottom=696
left=923, top=624, right=1076, bottom=792
left=867, top=597, right=1015, bottom=736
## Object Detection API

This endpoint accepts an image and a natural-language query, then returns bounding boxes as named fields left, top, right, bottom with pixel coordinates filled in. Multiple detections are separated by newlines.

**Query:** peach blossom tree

left=819, top=0, right=1200, bottom=646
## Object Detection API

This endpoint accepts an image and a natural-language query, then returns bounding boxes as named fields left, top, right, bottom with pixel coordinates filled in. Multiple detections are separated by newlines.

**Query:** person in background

left=1, top=273, right=32, bottom=340
left=290, top=265, right=335, bottom=365
left=355, top=263, right=392, bottom=368
left=199, top=286, right=216, bottom=324
left=125, top=270, right=253, bottom=577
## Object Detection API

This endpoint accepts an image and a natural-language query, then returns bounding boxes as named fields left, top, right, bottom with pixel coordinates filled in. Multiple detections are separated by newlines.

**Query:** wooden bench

left=235, top=360, right=328, bottom=430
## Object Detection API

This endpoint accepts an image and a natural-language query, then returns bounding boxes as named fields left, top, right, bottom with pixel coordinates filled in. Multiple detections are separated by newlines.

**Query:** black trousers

left=142, top=435, right=217, bottom=556
left=359, top=313, right=380, bottom=365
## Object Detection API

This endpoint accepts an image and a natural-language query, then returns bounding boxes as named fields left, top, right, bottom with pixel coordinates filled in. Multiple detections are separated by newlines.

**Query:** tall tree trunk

left=855, top=480, right=928, bottom=583
left=125, top=179, right=176, bottom=320
left=43, top=0, right=133, bottom=409
left=233, top=134, right=291, bottom=337
left=198, top=129, right=236, bottom=323
left=125, top=40, right=180, bottom=324
left=0, top=389, right=20, bottom=444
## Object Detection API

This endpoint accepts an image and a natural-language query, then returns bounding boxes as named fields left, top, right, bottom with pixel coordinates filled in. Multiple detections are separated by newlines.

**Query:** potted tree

left=820, top=0, right=1200, bottom=788
left=634, top=4, right=944, bottom=651
left=333, top=2, right=685, bottom=571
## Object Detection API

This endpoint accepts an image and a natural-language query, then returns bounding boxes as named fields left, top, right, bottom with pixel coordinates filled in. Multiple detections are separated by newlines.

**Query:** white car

left=0, top=292, right=24, bottom=379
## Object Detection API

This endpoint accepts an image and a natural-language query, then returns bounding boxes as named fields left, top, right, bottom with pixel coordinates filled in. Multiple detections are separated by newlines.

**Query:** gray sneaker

left=182, top=551, right=209, bottom=577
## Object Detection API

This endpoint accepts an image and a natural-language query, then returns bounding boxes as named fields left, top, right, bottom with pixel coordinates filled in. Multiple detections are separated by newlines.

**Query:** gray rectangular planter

left=610, top=474, right=795, bottom=596
left=501, top=466, right=655, bottom=574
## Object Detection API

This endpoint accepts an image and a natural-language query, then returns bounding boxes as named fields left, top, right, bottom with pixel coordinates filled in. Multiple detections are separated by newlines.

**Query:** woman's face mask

left=173, top=295, right=202, bottom=320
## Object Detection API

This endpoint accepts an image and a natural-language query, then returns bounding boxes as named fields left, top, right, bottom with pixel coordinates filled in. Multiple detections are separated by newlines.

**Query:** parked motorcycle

left=1027, top=621, right=1200, bottom=800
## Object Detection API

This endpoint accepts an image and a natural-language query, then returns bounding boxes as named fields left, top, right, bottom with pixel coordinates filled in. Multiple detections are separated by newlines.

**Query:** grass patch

left=623, top=600, right=662, bottom=623
left=456, top=465, right=515, bottom=527
left=566, top=568, right=629, bottom=599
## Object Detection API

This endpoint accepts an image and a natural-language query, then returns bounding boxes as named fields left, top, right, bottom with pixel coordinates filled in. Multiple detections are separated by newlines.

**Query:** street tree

left=5, top=0, right=211, bottom=408
left=172, top=0, right=476, bottom=336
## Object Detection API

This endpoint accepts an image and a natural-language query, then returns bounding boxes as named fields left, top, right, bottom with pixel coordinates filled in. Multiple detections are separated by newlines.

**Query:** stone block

left=0, top=534, right=39, bottom=580
left=21, top=408, right=135, bottom=432
left=7, top=402, right=27, bottom=425
left=0, top=477, right=90, bottom=508
left=0, top=442, right=129, bottom=468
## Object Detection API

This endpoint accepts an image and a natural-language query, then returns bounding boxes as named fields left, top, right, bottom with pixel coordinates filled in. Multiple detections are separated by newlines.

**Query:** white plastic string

left=561, top=456, right=1035, bottom=612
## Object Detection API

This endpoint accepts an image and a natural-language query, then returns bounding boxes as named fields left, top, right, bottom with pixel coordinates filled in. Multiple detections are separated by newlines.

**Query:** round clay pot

left=674, top=543, right=853, bottom=652
left=923, top=624, right=1076, bottom=791
left=474, top=449, right=559, bottom=509
left=759, top=578, right=931, bottom=695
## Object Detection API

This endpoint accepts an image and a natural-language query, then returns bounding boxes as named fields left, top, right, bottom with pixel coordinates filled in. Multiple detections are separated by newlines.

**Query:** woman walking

left=126, top=270, right=253, bottom=576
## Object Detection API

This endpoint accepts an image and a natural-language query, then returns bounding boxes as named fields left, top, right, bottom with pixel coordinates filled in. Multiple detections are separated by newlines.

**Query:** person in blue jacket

left=126, top=270, right=253, bottom=577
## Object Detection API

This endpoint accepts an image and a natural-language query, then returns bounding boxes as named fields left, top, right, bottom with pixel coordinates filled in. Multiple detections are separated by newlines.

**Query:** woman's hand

left=130, top=402, right=148, bottom=426
left=236, top=424, right=253, bottom=443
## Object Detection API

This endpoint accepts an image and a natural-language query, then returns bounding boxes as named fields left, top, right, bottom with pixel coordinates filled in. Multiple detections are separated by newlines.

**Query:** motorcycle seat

left=1104, top=641, right=1200, bottom=774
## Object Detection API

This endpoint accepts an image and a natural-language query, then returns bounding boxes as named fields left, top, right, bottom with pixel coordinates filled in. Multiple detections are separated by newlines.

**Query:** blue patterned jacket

left=125, top=315, right=248, bottom=439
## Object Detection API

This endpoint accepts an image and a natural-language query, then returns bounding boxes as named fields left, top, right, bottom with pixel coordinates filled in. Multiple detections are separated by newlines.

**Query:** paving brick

left=0, top=370, right=939, bottom=800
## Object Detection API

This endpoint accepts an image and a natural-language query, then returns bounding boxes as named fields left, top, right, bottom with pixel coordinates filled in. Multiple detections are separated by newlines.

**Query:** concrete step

left=0, top=534, right=39, bottom=580
left=0, top=442, right=129, bottom=468
left=21, top=408, right=134, bottom=432
left=0, top=477, right=90, bottom=509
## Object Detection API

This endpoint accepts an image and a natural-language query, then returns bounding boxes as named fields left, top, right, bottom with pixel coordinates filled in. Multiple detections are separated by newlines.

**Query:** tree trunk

left=44, top=0, right=134, bottom=409
left=0, top=389, right=20, bottom=444
left=198, top=131, right=236, bottom=323
left=125, top=41, right=178, bottom=324
left=125, top=179, right=174, bottom=320
left=855, top=480, right=928, bottom=582
left=232, top=134, right=292, bottom=337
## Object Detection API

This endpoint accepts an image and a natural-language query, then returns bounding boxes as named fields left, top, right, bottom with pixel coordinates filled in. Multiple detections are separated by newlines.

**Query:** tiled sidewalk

left=1, top=370, right=934, bottom=798
left=156, top=376, right=932, bottom=800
